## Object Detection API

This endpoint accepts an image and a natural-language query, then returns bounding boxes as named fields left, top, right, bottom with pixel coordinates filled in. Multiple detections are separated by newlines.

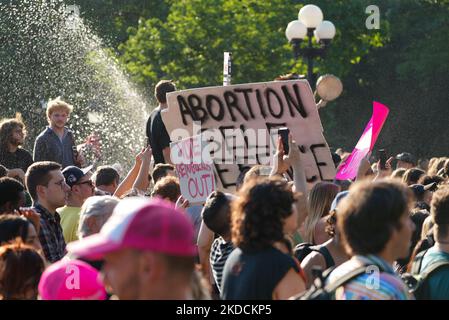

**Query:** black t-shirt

left=146, top=107, right=171, bottom=164
left=221, top=246, right=299, bottom=300
left=0, top=147, right=33, bottom=172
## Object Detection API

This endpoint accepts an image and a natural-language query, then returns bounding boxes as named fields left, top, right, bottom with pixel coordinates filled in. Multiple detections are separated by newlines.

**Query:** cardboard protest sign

left=335, top=101, right=389, bottom=180
left=162, top=80, right=336, bottom=193
left=170, top=135, right=216, bottom=204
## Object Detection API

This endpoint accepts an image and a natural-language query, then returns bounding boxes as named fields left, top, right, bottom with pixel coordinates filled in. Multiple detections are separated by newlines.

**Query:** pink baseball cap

left=67, top=197, right=197, bottom=260
left=38, top=259, right=107, bottom=300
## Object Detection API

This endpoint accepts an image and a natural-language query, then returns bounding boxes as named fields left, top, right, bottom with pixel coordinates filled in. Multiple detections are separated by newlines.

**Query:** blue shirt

left=33, top=127, right=76, bottom=168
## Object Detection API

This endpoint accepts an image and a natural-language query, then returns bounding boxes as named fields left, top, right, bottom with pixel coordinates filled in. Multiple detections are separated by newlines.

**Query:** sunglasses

left=76, top=180, right=94, bottom=187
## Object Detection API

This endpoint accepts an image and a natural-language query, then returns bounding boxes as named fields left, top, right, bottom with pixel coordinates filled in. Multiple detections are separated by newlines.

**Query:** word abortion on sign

left=162, top=80, right=336, bottom=193
left=170, top=135, right=216, bottom=204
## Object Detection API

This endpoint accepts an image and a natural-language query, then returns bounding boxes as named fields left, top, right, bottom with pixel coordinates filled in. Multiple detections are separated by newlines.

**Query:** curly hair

left=151, top=176, right=181, bottom=203
left=0, top=114, right=26, bottom=151
left=231, top=176, right=299, bottom=252
left=325, top=210, right=337, bottom=237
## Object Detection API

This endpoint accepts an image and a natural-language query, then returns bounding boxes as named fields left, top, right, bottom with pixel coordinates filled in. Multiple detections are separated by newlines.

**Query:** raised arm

left=113, top=149, right=144, bottom=198
left=286, top=135, right=308, bottom=229
left=132, top=146, right=152, bottom=193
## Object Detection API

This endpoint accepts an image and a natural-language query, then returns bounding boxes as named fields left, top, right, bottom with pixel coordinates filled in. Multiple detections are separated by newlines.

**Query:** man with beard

left=0, top=114, right=34, bottom=181
left=33, top=97, right=84, bottom=169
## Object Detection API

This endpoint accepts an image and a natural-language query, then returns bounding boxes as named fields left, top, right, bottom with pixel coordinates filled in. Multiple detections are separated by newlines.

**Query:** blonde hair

left=243, top=165, right=272, bottom=185
left=303, top=182, right=340, bottom=243
left=46, top=97, right=73, bottom=122
left=428, top=157, right=448, bottom=176
left=391, top=168, right=406, bottom=180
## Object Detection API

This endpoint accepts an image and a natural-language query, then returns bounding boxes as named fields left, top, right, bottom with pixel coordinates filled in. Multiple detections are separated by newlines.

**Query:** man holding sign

left=146, top=80, right=177, bottom=165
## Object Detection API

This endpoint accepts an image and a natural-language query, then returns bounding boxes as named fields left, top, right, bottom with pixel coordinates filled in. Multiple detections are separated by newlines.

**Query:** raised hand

left=356, top=152, right=373, bottom=180
left=175, top=195, right=190, bottom=210
left=284, top=133, right=301, bottom=168
left=271, top=136, right=290, bottom=175
left=376, top=156, right=394, bottom=179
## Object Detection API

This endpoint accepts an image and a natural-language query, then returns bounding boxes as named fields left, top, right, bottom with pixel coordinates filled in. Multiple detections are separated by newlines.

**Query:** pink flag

left=335, top=101, right=389, bottom=180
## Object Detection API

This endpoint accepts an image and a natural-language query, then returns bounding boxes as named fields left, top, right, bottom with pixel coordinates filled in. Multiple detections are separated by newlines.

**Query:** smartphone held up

left=278, top=127, right=290, bottom=155
left=378, top=149, right=387, bottom=170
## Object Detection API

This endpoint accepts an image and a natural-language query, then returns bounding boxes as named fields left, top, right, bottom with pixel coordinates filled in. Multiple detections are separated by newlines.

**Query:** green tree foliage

left=323, top=0, right=449, bottom=158
left=3, top=0, right=448, bottom=159
left=118, top=0, right=386, bottom=89
left=117, top=0, right=449, bottom=157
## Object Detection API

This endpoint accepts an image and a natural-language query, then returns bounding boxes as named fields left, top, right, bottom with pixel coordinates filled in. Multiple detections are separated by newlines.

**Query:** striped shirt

left=210, top=237, right=234, bottom=292
left=327, top=255, right=414, bottom=300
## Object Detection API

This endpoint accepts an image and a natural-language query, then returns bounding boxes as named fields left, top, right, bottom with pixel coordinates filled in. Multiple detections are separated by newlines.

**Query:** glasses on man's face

left=76, top=180, right=94, bottom=188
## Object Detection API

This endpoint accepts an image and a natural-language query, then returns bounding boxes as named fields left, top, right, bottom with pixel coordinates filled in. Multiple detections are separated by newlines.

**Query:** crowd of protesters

left=0, top=80, right=448, bottom=300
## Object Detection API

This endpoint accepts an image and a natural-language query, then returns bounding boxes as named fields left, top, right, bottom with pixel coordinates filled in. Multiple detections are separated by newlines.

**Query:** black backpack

left=292, top=265, right=368, bottom=300
left=293, top=242, right=335, bottom=270
left=402, top=249, right=449, bottom=300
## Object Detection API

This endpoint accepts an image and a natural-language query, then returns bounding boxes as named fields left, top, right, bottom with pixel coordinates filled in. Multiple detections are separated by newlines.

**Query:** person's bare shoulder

left=301, top=250, right=326, bottom=270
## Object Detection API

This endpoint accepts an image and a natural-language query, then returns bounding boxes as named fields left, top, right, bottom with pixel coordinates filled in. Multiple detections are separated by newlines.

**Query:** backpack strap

left=323, top=266, right=369, bottom=294
left=420, top=257, right=449, bottom=280
left=316, top=246, right=336, bottom=269
left=422, top=260, right=449, bottom=277
left=410, top=249, right=449, bottom=279
left=410, top=249, right=429, bottom=275
left=306, top=245, right=336, bottom=270
left=293, top=242, right=314, bottom=262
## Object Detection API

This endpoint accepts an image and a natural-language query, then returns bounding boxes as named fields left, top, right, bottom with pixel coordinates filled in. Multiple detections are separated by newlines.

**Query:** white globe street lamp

left=298, top=4, right=323, bottom=29
left=285, top=4, right=337, bottom=90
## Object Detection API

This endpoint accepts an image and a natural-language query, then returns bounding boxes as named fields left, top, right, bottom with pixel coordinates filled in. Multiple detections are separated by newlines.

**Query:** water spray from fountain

left=0, top=0, right=151, bottom=171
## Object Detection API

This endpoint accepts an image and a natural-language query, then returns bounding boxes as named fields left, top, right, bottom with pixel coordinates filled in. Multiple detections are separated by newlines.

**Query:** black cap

left=62, top=165, right=93, bottom=188
left=396, top=152, right=415, bottom=165
left=409, top=183, right=438, bottom=198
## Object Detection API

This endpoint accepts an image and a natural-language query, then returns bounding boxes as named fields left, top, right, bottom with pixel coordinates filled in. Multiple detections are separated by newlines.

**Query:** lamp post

left=285, top=4, right=336, bottom=91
